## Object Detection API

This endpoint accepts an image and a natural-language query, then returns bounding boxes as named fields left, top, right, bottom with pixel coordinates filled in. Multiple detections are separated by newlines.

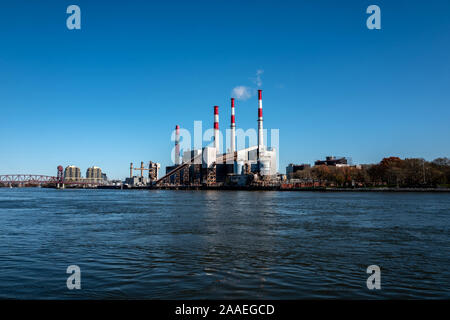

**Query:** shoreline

left=2, top=185, right=450, bottom=192
left=109, top=185, right=450, bottom=192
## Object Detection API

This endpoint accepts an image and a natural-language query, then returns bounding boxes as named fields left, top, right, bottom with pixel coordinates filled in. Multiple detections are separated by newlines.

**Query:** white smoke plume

left=232, top=86, right=252, bottom=101
left=231, top=69, right=264, bottom=101
left=255, top=69, right=263, bottom=87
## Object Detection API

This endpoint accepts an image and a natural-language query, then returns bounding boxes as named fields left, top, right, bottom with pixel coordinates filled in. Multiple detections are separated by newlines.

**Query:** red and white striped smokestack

left=214, top=106, right=220, bottom=153
left=175, top=125, right=180, bottom=165
left=257, top=90, right=264, bottom=156
left=230, top=98, right=236, bottom=154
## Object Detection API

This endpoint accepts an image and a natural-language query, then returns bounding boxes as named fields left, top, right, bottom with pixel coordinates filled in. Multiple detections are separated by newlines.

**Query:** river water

left=0, top=188, right=449, bottom=299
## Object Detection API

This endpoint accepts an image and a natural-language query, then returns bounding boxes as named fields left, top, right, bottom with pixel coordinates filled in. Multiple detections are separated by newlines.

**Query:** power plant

left=0, top=90, right=279, bottom=190
left=0, top=88, right=380, bottom=191
left=155, top=89, right=278, bottom=187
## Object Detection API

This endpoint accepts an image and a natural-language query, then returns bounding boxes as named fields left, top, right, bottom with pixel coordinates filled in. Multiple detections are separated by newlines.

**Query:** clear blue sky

left=1, top=0, right=449, bottom=179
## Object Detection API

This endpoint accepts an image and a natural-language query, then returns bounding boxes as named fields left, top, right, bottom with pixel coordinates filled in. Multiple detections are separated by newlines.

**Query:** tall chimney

left=214, top=106, right=220, bottom=153
left=257, top=90, right=263, bottom=157
left=230, top=98, right=236, bottom=154
left=175, top=125, right=180, bottom=165
left=130, top=162, right=133, bottom=178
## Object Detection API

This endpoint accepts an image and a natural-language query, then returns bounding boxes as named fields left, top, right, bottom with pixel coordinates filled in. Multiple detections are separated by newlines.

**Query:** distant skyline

left=1, top=1, right=449, bottom=179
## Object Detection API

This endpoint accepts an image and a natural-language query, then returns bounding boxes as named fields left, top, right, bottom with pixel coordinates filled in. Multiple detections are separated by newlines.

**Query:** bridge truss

left=0, top=174, right=105, bottom=186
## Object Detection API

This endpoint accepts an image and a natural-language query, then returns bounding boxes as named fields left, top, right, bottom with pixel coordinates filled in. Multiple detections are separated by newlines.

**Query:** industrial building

left=148, top=161, right=160, bottom=182
left=126, top=161, right=160, bottom=187
left=64, top=165, right=81, bottom=181
left=124, top=176, right=148, bottom=187
left=315, top=156, right=349, bottom=167
left=157, top=90, right=277, bottom=186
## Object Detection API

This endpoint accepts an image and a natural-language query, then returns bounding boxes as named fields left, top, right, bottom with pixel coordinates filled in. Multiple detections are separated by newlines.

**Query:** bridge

left=0, top=174, right=106, bottom=187
left=0, top=174, right=58, bottom=185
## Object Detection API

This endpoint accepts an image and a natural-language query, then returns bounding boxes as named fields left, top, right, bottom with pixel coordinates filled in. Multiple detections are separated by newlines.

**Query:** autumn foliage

left=293, top=157, right=450, bottom=188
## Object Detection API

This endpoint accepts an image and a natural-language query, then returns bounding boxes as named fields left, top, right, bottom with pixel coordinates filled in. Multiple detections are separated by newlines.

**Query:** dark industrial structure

left=314, top=156, right=348, bottom=167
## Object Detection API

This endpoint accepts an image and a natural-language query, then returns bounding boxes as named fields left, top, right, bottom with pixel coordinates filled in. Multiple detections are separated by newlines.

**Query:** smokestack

left=230, top=98, right=236, bottom=154
left=214, top=106, right=220, bottom=153
left=175, top=125, right=180, bottom=165
left=130, top=162, right=133, bottom=178
left=257, top=90, right=263, bottom=156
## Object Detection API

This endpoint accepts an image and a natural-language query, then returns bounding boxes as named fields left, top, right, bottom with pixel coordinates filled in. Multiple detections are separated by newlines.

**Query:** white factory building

left=173, top=90, right=277, bottom=184
left=158, top=90, right=277, bottom=186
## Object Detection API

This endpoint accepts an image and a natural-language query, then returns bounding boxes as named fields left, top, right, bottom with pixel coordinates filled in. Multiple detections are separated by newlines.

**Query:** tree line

left=293, top=157, right=450, bottom=188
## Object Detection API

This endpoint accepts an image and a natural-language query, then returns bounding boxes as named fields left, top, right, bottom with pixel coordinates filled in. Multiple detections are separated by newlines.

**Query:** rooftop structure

left=315, top=156, right=348, bottom=167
